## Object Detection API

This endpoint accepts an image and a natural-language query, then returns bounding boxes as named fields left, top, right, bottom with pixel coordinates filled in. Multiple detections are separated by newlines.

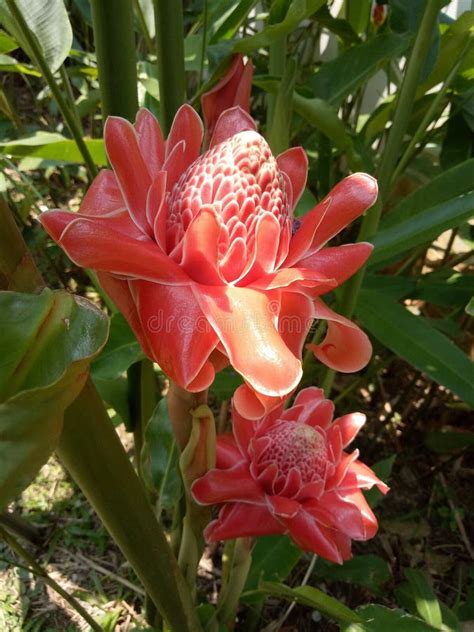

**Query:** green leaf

left=419, top=12, right=474, bottom=96
left=413, top=270, right=474, bottom=308
left=210, top=367, right=243, bottom=399
left=310, top=33, right=410, bottom=107
left=370, top=190, right=474, bottom=266
left=0, top=289, right=108, bottom=509
left=141, top=398, right=182, bottom=508
left=93, top=375, right=131, bottom=428
left=0, top=0, right=73, bottom=73
left=209, top=0, right=258, bottom=44
left=254, top=581, right=363, bottom=623
left=315, top=555, right=391, bottom=594
left=233, top=0, right=326, bottom=54
left=0, top=52, right=40, bottom=75
left=381, top=160, right=474, bottom=229
left=404, top=569, right=442, bottom=628
left=313, top=4, right=360, bottom=44
left=341, top=604, right=439, bottom=632
left=0, top=132, right=107, bottom=165
left=425, top=430, right=474, bottom=453
left=356, top=290, right=474, bottom=408
left=92, top=313, right=145, bottom=381
left=243, top=535, right=302, bottom=595
left=0, top=28, right=17, bottom=53
left=466, top=296, right=474, bottom=316
left=440, top=110, right=473, bottom=171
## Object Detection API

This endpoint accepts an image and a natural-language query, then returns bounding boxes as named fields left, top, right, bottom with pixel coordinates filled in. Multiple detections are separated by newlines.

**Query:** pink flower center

left=166, top=130, right=291, bottom=281
left=257, top=422, right=328, bottom=484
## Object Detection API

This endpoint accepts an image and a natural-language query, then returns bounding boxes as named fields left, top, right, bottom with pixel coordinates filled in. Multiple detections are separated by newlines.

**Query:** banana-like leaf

left=0, top=289, right=108, bottom=509
left=0, top=0, right=72, bottom=73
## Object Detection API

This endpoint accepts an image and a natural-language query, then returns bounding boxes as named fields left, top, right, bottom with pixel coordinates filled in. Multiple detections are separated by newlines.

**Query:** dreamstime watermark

left=146, top=300, right=317, bottom=336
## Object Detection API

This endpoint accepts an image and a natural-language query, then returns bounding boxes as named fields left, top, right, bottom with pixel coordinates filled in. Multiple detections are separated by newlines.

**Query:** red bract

left=201, top=54, right=253, bottom=141
left=192, top=388, right=389, bottom=563
left=40, top=103, right=377, bottom=419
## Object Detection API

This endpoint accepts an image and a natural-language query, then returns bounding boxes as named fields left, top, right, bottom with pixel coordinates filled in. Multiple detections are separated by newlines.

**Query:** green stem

left=0, top=199, right=202, bottom=632
left=133, top=0, right=154, bottom=54
left=266, top=37, right=286, bottom=134
left=154, top=0, right=186, bottom=133
left=0, top=525, right=105, bottom=632
left=59, top=65, right=84, bottom=135
left=0, top=511, right=44, bottom=545
left=215, top=538, right=253, bottom=630
left=391, top=43, right=470, bottom=184
left=90, top=0, right=139, bottom=121
left=198, top=0, right=208, bottom=88
left=324, top=0, right=444, bottom=395
left=5, top=0, right=97, bottom=180
left=59, top=382, right=202, bottom=632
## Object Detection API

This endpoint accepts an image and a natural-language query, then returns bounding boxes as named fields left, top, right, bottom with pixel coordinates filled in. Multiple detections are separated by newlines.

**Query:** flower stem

left=167, top=382, right=208, bottom=452
left=5, top=0, right=98, bottom=180
left=59, top=381, right=203, bottom=632
left=0, top=525, right=105, bottom=632
left=90, top=0, right=139, bottom=121
left=154, top=0, right=186, bottom=133
left=323, top=0, right=444, bottom=395
left=215, top=538, right=253, bottom=630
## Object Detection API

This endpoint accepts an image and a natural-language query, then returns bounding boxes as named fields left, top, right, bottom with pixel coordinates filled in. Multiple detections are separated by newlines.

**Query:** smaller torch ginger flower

left=192, top=388, right=389, bottom=563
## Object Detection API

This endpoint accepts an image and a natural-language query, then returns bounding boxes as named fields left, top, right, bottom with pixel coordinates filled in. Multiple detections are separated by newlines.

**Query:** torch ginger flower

left=192, top=388, right=388, bottom=563
left=40, top=99, right=377, bottom=419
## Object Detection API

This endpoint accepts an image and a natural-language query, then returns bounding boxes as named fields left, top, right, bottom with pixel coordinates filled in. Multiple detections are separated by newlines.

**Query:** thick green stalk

left=0, top=525, right=105, bottom=632
left=324, top=0, right=444, bottom=395
left=215, top=538, right=253, bottom=630
left=0, top=201, right=202, bottom=632
left=59, top=382, right=202, bottom=632
left=154, top=0, right=186, bottom=133
left=5, top=0, right=97, bottom=179
left=90, top=0, right=139, bottom=121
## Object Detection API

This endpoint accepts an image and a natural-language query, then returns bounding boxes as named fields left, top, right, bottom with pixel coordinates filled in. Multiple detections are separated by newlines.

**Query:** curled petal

left=193, top=285, right=302, bottom=398
left=210, top=106, right=256, bottom=148
left=233, top=385, right=287, bottom=420
left=216, top=433, right=242, bottom=468
left=232, top=407, right=258, bottom=458
left=338, top=488, right=379, bottom=539
left=332, top=413, right=366, bottom=448
left=135, top=281, right=218, bottom=389
left=192, top=462, right=263, bottom=505
left=40, top=212, right=191, bottom=285
left=135, top=108, right=165, bottom=179
left=104, top=116, right=152, bottom=235
left=276, top=147, right=308, bottom=211
left=166, top=104, right=203, bottom=167
left=237, top=212, right=281, bottom=284
left=205, top=502, right=284, bottom=541
left=147, top=172, right=167, bottom=250
left=293, top=386, right=325, bottom=407
left=96, top=273, right=154, bottom=359
left=181, top=207, right=223, bottom=284
left=80, top=169, right=125, bottom=217
left=283, top=509, right=347, bottom=563
left=348, top=460, right=389, bottom=494
left=306, top=298, right=372, bottom=372
left=298, top=243, right=373, bottom=289
left=266, top=495, right=301, bottom=518
left=284, top=173, right=377, bottom=267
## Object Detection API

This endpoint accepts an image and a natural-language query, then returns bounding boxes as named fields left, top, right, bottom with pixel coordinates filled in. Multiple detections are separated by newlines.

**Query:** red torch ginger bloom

left=192, top=387, right=389, bottom=563
left=40, top=103, right=377, bottom=419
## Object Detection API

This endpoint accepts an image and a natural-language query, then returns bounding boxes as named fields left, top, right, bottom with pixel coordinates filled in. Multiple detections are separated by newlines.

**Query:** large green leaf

left=141, top=398, right=182, bottom=509
left=381, top=160, right=474, bottom=229
left=310, top=33, right=410, bottom=106
left=404, top=569, right=443, bottom=629
left=0, top=132, right=107, bottom=165
left=251, top=581, right=363, bottom=623
left=341, top=605, right=439, bottom=632
left=92, top=313, right=144, bottom=381
left=0, top=0, right=72, bottom=73
left=243, top=535, right=302, bottom=595
left=0, top=289, right=108, bottom=509
left=356, top=290, right=474, bottom=408
left=370, top=190, right=474, bottom=266
left=314, top=555, right=391, bottom=594
left=233, top=0, right=326, bottom=54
